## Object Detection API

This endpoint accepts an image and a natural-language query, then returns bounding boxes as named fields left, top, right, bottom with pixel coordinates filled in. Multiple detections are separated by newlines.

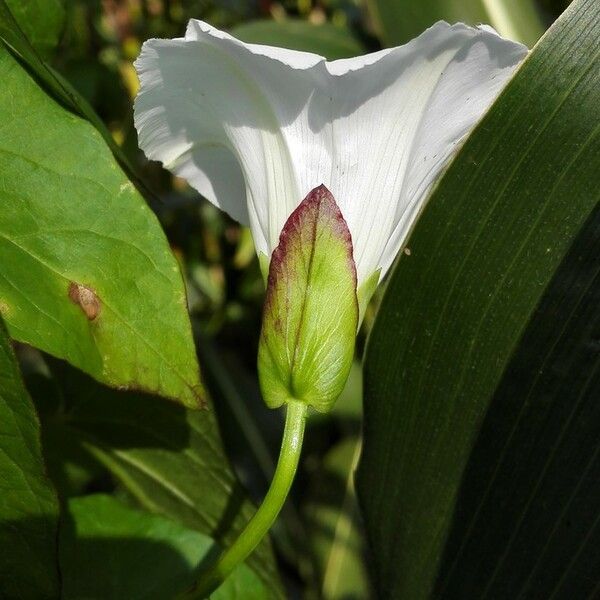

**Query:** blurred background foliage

left=17, top=0, right=573, bottom=597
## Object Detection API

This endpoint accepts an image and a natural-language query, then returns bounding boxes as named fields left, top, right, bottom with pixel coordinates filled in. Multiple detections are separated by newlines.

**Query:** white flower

left=134, top=20, right=526, bottom=292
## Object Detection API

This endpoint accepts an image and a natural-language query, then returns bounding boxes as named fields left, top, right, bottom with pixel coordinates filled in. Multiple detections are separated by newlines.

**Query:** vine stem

left=184, top=399, right=308, bottom=598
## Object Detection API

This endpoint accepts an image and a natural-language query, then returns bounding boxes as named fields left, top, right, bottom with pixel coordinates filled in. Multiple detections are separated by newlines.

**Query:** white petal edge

left=134, top=20, right=527, bottom=284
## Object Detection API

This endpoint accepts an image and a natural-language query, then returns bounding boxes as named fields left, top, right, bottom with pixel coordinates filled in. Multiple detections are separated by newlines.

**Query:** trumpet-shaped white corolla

left=134, top=20, right=526, bottom=295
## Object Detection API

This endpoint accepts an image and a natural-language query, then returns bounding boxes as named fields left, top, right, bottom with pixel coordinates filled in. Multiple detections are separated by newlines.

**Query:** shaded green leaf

left=303, top=436, right=370, bottom=600
left=368, top=0, right=544, bottom=48
left=0, top=47, right=204, bottom=408
left=434, top=189, right=600, bottom=599
left=36, top=361, right=284, bottom=598
left=0, top=319, right=60, bottom=598
left=61, top=494, right=269, bottom=600
left=357, top=0, right=600, bottom=598
left=231, top=19, right=364, bottom=60
left=0, top=0, right=153, bottom=201
left=5, top=0, right=64, bottom=56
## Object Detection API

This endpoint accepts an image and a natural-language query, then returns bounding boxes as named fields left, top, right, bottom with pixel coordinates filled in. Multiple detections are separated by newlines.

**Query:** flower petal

left=134, top=20, right=526, bottom=284
left=134, top=21, right=329, bottom=257
left=321, top=23, right=527, bottom=283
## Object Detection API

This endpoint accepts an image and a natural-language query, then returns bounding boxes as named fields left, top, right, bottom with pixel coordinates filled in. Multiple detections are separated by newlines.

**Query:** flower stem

left=186, top=399, right=308, bottom=598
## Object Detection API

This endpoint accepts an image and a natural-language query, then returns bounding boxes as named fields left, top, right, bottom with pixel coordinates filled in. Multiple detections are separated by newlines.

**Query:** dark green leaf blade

left=0, top=47, right=204, bottom=408
left=435, top=204, right=600, bottom=599
left=357, top=0, right=600, bottom=598
left=0, top=319, right=60, bottom=598
left=36, top=362, right=284, bottom=598
left=60, top=494, right=269, bottom=600
left=231, top=20, right=364, bottom=60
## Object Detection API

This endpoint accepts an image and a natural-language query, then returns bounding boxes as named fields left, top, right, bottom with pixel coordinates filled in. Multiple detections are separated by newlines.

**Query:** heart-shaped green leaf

left=0, top=47, right=204, bottom=408
left=0, top=0, right=152, bottom=199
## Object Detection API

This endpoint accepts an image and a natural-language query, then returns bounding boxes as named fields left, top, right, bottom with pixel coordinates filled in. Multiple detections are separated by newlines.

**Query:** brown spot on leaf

left=68, top=282, right=101, bottom=320
left=403, top=247, right=412, bottom=256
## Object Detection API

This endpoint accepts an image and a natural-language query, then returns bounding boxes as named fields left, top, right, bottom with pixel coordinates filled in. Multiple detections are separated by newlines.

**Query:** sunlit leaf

left=0, top=47, right=204, bottom=408
left=0, top=0, right=154, bottom=201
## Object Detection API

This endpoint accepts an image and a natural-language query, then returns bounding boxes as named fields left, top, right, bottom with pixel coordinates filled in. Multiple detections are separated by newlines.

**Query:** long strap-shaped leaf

left=435, top=198, right=600, bottom=599
left=357, top=0, right=600, bottom=598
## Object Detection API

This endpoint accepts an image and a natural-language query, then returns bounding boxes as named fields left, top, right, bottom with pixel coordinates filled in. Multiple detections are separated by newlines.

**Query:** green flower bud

left=258, top=185, right=358, bottom=413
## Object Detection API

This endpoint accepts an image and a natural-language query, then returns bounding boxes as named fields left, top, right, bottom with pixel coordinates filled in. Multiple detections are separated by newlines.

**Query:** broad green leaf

left=0, top=47, right=204, bottom=408
left=357, top=0, right=600, bottom=598
left=5, top=0, right=64, bottom=56
left=231, top=19, right=364, bottom=60
left=60, top=494, right=268, bottom=600
left=258, top=185, right=358, bottom=413
left=0, top=0, right=102, bottom=134
left=6, top=0, right=65, bottom=55
left=0, top=319, right=60, bottom=598
left=34, top=361, right=284, bottom=598
left=367, top=0, right=545, bottom=48
left=434, top=194, right=600, bottom=597
left=0, top=0, right=154, bottom=201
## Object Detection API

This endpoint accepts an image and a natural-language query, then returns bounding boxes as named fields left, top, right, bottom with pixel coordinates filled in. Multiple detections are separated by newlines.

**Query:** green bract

left=258, top=185, right=358, bottom=413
